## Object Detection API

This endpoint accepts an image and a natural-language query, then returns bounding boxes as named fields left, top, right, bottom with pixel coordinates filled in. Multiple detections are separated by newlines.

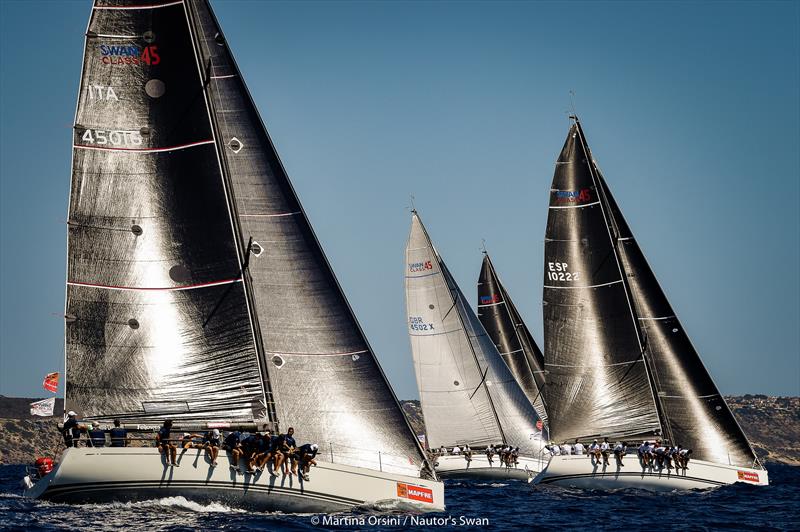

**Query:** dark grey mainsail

left=596, top=170, right=759, bottom=467
left=542, top=119, right=662, bottom=443
left=65, top=0, right=427, bottom=477
left=477, top=254, right=548, bottom=424
left=66, top=0, right=267, bottom=424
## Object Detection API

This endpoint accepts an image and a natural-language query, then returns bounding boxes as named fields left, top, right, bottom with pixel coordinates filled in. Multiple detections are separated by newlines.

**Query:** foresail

left=478, top=255, right=548, bottom=424
left=542, top=122, right=661, bottom=442
left=65, top=0, right=266, bottom=424
left=407, top=214, right=546, bottom=454
left=597, top=171, right=759, bottom=467
left=187, top=0, right=426, bottom=477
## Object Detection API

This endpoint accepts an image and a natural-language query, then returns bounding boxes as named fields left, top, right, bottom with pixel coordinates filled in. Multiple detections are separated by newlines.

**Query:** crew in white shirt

left=451, top=445, right=461, bottom=455
left=573, top=440, right=585, bottom=455
left=561, top=442, right=572, bottom=455
left=599, top=437, right=611, bottom=466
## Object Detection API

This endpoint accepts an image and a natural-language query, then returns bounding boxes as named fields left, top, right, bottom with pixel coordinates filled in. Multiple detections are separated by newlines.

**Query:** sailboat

left=533, top=117, right=768, bottom=490
left=477, top=253, right=548, bottom=425
left=24, top=0, right=444, bottom=511
left=404, top=212, right=548, bottom=479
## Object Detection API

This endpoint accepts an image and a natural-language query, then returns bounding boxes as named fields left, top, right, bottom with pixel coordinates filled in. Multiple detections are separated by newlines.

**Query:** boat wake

left=84, top=496, right=246, bottom=514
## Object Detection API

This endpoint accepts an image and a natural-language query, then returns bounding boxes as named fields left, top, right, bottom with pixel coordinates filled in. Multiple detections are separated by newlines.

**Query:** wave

left=85, top=496, right=246, bottom=513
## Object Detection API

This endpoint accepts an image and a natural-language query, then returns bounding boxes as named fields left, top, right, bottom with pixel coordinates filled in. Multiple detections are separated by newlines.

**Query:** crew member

left=296, top=443, right=319, bottom=481
left=156, top=420, right=178, bottom=467
left=613, top=441, right=627, bottom=466
left=223, top=430, right=243, bottom=473
left=109, top=419, right=127, bottom=447
left=62, top=411, right=86, bottom=448
left=573, top=439, right=585, bottom=455
left=88, top=423, right=106, bottom=448
left=203, top=429, right=222, bottom=467
left=600, top=437, right=611, bottom=466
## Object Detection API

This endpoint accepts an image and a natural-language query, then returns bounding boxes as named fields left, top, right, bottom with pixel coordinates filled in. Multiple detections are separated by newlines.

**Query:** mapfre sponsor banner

left=396, top=482, right=434, bottom=504
left=737, top=470, right=760, bottom=483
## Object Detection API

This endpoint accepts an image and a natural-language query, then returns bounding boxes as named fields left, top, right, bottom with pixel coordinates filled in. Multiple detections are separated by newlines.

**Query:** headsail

left=596, top=170, right=760, bottom=467
left=406, top=213, right=546, bottom=454
left=66, top=0, right=269, bottom=425
left=542, top=120, right=662, bottom=442
left=186, top=0, right=427, bottom=477
left=478, top=254, right=548, bottom=424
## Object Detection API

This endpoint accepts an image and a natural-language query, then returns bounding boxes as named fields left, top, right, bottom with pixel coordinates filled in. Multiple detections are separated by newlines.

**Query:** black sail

left=542, top=121, right=662, bottom=442
left=478, top=254, right=548, bottom=424
left=186, top=0, right=427, bottom=476
left=66, top=0, right=268, bottom=424
left=596, top=170, right=760, bottom=467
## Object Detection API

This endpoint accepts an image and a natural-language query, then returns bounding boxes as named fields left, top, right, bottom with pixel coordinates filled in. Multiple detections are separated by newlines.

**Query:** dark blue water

left=1, top=463, right=798, bottom=531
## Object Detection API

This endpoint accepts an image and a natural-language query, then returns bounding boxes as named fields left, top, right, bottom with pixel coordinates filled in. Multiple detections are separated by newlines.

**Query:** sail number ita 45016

left=81, top=129, right=143, bottom=147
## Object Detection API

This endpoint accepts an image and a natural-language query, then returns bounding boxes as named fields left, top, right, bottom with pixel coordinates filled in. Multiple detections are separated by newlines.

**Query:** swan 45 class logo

left=408, top=260, right=433, bottom=273
left=396, top=483, right=434, bottom=503
left=98, top=45, right=160, bottom=65
left=554, top=188, right=592, bottom=204
left=479, top=294, right=501, bottom=305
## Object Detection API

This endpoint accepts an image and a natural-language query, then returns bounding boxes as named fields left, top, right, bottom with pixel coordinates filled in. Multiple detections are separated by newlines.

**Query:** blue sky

left=1, top=0, right=798, bottom=400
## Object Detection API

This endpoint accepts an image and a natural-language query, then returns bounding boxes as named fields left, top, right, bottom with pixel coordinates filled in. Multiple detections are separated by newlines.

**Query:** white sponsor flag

left=30, top=397, right=55, bottom=417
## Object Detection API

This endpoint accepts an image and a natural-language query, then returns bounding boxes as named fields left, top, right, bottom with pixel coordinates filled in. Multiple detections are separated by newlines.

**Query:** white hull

left=24, top=447, right=445, bottom=512
left=434, top=453, right=547, bottom=480
left=533, top=454, right=768, bottom=491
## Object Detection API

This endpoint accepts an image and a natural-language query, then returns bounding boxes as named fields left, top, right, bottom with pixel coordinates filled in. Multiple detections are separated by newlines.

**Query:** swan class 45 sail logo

left=554, top=188, right=592, bottom=204
left=408, top=260, right=433, bottom=273
left=98, top=45, right=160, bottom=65
left=479, top=294, right=501, bottom=305
left=396, top=483, right=434, bottom=504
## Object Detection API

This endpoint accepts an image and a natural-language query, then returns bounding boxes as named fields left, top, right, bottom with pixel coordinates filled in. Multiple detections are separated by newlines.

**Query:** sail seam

left=263, top=349, right=369, bottom=357
left=477, top=300, right=506, bottom=308
left=73, top=139, right=214, bottom=153
left=544, top=279, right=622, bottom=289
left=638, top=315, right=676, bottom=321
left=546, top=359, right=642, bottom=368
left=67, top=278, right=242, bottom=292
left=409, top=329, right=461, bottom=337
left=405, top=271, right=440, bottom=279
left=240, top=211, right=301, bottom=218
left=93, top=1, right=184, bottom=10
left=549, top=200, right=601, bottom=209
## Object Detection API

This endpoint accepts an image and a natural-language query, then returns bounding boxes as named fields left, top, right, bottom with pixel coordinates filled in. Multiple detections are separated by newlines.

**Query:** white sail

left=405, top=213, right=546, bottom=454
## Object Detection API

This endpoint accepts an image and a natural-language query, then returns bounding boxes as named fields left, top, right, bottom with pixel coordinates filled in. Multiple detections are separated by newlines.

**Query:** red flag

left=536, top=420, right=543, bottom=430
left=43, top=372, right=59, bottom=393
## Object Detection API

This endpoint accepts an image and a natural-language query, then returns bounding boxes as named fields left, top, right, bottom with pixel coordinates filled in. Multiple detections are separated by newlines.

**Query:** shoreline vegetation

left=0, top=395, right=797, bottom=466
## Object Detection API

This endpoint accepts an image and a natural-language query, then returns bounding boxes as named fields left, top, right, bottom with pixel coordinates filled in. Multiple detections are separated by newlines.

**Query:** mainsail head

left=542, top=119, right=662, bottom=442
left=478, top=254, right=549, bottom=424
left=406, top=212, right=546, bottom=453
left=65, top=0, right=428, bottom=478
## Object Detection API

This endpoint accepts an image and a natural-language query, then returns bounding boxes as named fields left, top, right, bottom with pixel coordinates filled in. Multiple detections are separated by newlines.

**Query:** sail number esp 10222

left=547, top=262, right=580, bottom=282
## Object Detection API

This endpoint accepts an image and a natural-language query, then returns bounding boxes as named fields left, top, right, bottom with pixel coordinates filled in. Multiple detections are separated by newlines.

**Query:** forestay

left=406, top=213, right=546, bottom=454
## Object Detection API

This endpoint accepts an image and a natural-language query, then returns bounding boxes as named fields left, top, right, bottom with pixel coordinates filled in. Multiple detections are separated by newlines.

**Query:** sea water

left=1, top=463, right=797, bottom=531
